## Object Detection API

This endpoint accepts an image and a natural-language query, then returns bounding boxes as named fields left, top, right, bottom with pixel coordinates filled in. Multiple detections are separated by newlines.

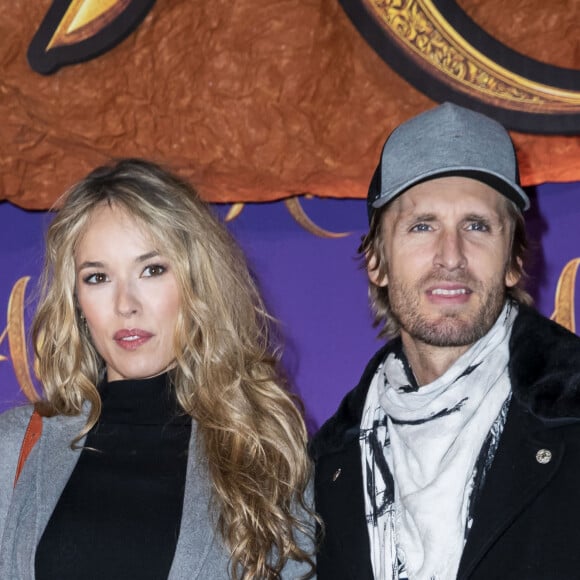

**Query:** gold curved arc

left=550, top=258, right=580, bottom=333
left=284, top=198, right=350, bottom=239
left=225, top=203, right=245, bottom=222
left=0, top=327, right=7, bottom=361
left=7, top=277, right=40, bottom=402
left=368, top=0, right=580, bottom=111
left=47, top=0, right=131, bottom=50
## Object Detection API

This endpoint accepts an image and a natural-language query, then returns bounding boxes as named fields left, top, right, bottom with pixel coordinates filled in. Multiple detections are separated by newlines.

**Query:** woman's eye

left=83, top=272, right=108, bottom=284
left=142, top=264, right=166, bottom=277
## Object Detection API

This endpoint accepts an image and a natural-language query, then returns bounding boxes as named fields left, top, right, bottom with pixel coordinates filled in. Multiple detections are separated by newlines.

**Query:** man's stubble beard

left=387, top=271, right=508, bottom=348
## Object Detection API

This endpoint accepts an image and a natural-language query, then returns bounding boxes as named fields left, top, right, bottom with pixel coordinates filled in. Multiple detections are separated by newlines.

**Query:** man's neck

left=400, top=333, right=471, bottom=386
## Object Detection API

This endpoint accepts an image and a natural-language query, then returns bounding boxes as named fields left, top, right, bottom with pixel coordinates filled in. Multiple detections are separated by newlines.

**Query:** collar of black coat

left=310, top=304, right=580, bottom=459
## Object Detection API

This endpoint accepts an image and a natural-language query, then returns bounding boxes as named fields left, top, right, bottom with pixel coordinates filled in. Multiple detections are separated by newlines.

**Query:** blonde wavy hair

left=32, top=158, right=316, bottom=579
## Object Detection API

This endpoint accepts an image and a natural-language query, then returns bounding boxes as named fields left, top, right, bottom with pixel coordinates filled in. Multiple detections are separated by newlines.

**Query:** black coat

left=311, top=305, right=580, bottom=579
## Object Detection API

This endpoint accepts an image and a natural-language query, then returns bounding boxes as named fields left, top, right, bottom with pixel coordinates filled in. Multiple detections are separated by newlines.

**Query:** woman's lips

left=113, top=329, right=153, bottom=350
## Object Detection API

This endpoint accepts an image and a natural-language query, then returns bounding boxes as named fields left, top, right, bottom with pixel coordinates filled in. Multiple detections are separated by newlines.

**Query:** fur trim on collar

left=509, top=304, right=580, bottom=419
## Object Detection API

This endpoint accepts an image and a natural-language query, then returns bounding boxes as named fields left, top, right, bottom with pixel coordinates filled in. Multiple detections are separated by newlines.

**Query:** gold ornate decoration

left=47, top=0, right=131, bottom=50
left=223, top=199, right=350, bottom=238
left=284, top=198, right=350, bottom=238
left=365, top=0, right=580, bottom=112
left=0, top=328, right=8, bottom=362
left=225, top=203, right=245, bottom=222
left=551, top=257, right=580, bottom=333
left=5, top=277, right=40, bottom=402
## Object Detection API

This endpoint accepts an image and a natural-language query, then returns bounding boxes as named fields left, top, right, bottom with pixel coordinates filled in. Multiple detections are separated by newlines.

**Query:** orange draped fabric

left=1, top=0, right=579, bottom=210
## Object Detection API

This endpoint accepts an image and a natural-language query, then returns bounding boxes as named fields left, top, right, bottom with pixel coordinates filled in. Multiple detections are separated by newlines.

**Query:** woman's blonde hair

left=32, top=158, right=316, bottom=579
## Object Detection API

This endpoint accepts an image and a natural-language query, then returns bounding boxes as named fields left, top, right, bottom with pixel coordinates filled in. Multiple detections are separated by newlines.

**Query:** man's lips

left=113, top=329, right=153, bottom=350
left=430, top=287, right=470, bottom=296
left=426, top=284, right=472, bottom=303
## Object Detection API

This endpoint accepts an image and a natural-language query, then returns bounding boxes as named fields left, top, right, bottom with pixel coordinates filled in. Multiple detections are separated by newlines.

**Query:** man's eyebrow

left=404, top=213, right=437, bottom=223
left=464, top=213, right=491, bottom=221
left=463, top=212, right=502, bottom=224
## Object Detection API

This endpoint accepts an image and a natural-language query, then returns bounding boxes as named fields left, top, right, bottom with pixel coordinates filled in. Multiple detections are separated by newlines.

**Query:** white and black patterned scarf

left=360, top=301, right=517, bottom=580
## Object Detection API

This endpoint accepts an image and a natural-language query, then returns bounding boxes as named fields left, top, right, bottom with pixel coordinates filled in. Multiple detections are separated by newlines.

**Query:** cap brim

left=371, top=167, right=530, bottom=212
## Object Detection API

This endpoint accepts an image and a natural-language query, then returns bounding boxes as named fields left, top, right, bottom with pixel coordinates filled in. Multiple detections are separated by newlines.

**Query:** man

left=311, top=102, right=580, bottom=580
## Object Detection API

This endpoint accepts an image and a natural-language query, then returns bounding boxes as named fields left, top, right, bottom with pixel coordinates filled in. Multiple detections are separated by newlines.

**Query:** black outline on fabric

left=27, top=0, right=156, bottom=75
left=337, top=0, right=580, bottom=133
left=453, top=362, right=482, bottom=383
left=390, top=397, right=469, bottom=425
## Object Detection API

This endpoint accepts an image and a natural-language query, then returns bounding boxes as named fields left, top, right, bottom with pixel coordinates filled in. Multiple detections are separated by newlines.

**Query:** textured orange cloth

left=1, top=0, right=579, bottom=209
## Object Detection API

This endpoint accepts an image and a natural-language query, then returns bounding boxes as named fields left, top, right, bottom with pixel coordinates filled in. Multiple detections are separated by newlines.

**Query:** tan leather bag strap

left=13, top=409, right=43, bottom=487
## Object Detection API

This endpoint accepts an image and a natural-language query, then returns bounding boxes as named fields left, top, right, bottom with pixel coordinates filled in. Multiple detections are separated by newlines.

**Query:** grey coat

left=0, top=406, right=315, bottom=579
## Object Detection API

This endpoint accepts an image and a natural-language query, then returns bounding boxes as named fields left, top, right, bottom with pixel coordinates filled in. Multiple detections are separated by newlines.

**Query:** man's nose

left=433, top=230, right=467, bottom=271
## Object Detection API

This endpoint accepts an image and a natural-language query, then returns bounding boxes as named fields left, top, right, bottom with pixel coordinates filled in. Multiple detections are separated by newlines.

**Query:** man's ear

left=367, top=253, right=388, bottom=287
left=505, top=257, right=522, bottom=288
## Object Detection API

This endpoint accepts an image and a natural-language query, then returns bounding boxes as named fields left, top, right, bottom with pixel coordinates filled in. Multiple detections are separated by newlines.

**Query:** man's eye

left=83, top=272, right=107, bottom=284
left=410, top=223, right=431, bottom=232
left=466, top=222, right=489, bottom=232
left=142, top=264, right=166, bottom=277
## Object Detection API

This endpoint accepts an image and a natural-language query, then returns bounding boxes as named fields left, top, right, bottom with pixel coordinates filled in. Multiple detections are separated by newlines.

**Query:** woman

left=0, top=159, right=316, bottom=579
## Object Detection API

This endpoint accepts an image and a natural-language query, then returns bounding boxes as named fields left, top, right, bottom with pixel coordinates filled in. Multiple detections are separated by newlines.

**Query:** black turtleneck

left=35, top=373, right=192, bottom=580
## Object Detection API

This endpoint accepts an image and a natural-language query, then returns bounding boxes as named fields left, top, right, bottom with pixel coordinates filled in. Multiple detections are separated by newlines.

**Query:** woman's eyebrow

left=77, top=251, right=160, bottom=270
left=77, top=260, right=105, bottom=270
left=136, top=251, right=160, bottom=263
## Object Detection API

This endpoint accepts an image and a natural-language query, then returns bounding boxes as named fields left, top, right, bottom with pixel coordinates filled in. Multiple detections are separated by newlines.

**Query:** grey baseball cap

left=367, top=102, right=530, bottom=221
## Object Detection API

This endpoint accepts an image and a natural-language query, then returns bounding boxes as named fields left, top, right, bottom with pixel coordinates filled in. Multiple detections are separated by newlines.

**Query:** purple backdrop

left=1, top=182, right=580, bottom=430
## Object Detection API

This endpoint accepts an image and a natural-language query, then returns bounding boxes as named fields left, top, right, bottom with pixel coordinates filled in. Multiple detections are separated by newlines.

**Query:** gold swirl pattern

left=365, top=0, right=580, bottom=111
left=223, top=200, right=350, bottom=238
left=0, top=328, right=7, bottom=362
left=6, top=277, right=40, bottom=402
left=551, top=258, right=580, bottom=333
left=224, top=203, right=246, bottom=222
left=284, top=198, right=350, bottom=239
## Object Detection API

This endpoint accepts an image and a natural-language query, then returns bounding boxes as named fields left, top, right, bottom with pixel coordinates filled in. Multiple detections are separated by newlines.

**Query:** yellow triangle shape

left=47, top=0, right=130, bottom=50
left=67, top=0, right=121, bottom=34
